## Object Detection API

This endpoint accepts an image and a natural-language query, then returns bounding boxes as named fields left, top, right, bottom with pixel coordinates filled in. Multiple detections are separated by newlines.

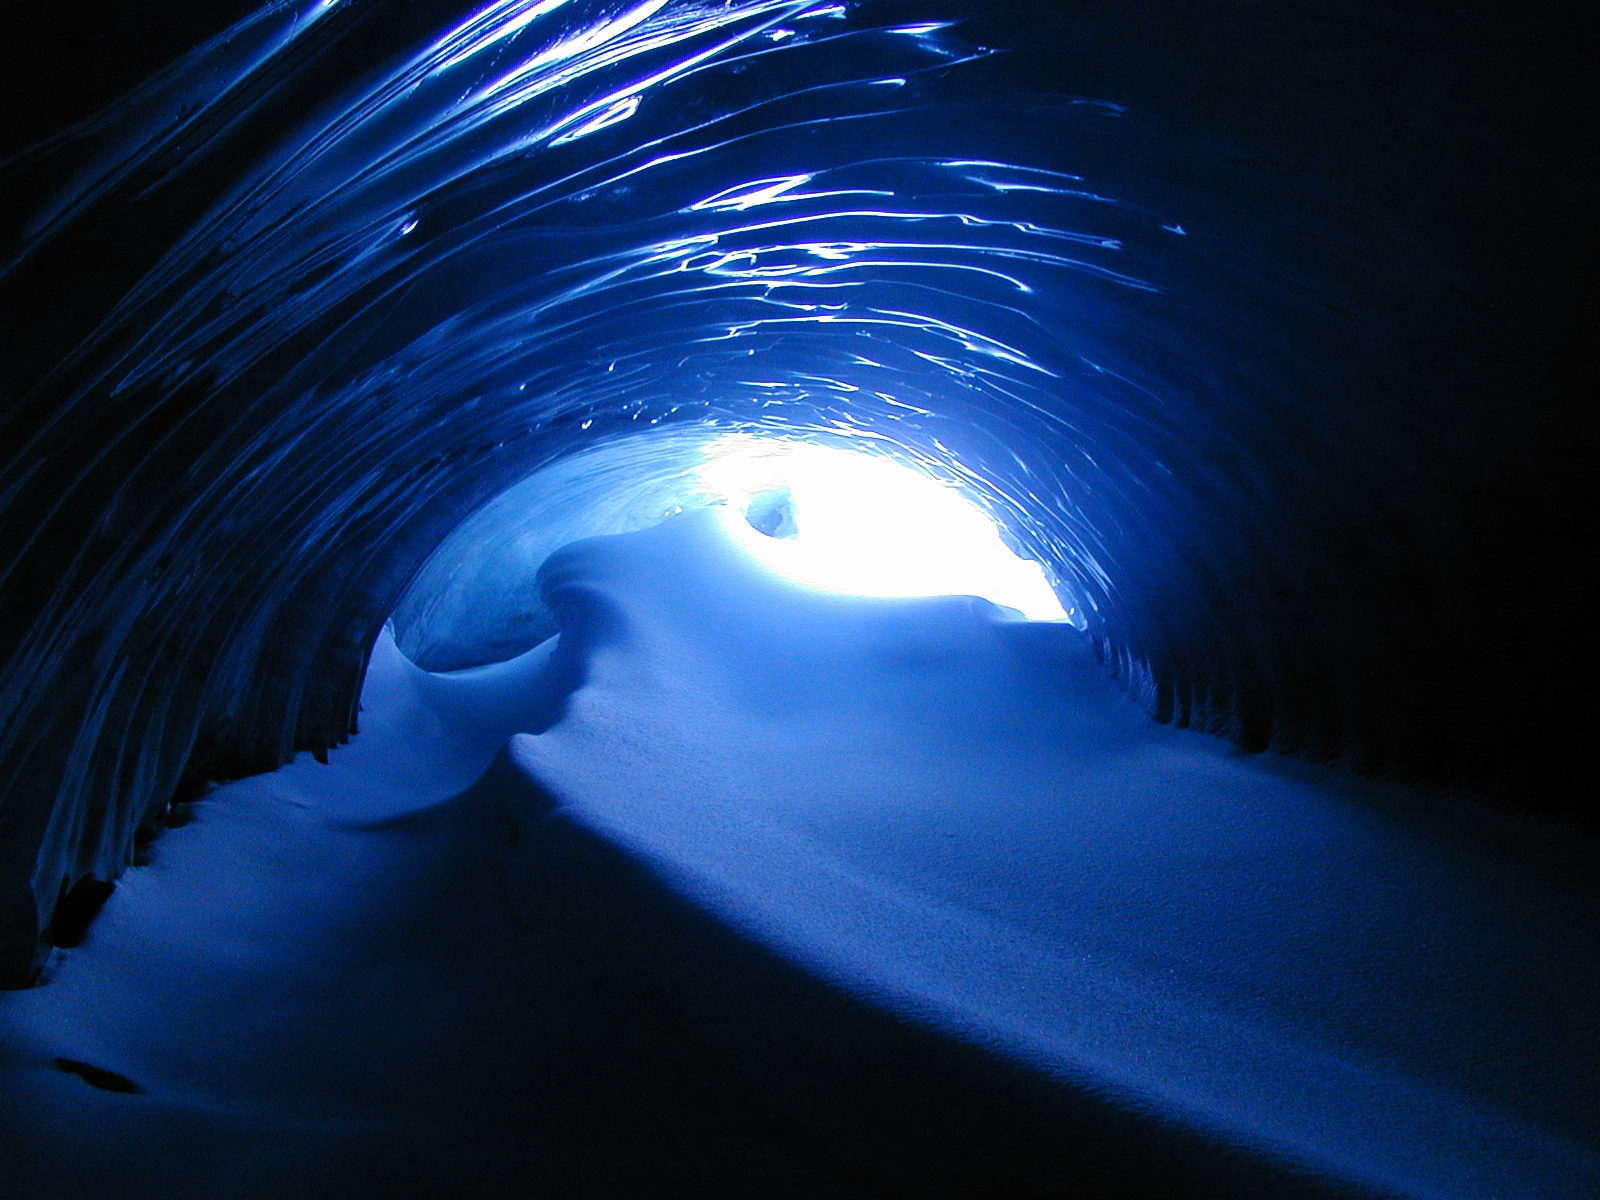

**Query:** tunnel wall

left=0, top=0, right=1591, bottom=984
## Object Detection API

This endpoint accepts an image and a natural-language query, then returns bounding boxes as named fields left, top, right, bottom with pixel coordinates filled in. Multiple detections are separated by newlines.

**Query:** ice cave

left=0, top=2, right=1593, bottom=1197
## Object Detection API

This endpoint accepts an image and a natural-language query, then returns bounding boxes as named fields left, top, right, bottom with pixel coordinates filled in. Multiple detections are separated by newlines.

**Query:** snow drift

left=2, top=509, right=1593, bottom=1198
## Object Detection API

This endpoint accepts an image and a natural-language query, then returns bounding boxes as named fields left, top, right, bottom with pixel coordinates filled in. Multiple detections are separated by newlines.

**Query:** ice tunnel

left=0, top=1, right=1594, bottom=1197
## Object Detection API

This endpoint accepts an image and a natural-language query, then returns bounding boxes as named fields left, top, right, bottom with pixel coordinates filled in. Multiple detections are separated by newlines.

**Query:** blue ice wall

left=0, top=0, right=1588, bottom=980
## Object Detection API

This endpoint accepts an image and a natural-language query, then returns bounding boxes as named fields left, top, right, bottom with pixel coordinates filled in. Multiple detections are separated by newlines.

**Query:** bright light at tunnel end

left=695, top=436, right=1071, bottom=622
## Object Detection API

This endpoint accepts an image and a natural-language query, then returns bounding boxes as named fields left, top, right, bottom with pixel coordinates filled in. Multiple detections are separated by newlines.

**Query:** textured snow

left=1, top=508, right=1595, bottom=1198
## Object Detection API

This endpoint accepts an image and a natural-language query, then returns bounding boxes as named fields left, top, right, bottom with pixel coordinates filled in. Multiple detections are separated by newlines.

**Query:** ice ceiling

left=0, top=0, right=1586, bottom=981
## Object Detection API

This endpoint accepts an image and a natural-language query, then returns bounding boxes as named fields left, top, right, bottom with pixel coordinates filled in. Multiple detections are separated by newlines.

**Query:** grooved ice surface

left=2, top=510, right=1595, bottom=1198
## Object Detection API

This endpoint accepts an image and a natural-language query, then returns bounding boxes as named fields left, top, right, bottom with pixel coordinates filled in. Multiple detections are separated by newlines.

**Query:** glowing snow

left=696, top=436, right=1068, bottom=620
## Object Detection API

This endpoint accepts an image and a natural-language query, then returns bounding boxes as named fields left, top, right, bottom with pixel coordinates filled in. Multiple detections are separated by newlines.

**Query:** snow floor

left=2, top=508, right=1596, bottom=1198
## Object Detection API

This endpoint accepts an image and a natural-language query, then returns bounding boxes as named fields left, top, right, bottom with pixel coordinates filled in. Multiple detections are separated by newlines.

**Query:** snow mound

left=2, top=508, right=1594, bottom=1199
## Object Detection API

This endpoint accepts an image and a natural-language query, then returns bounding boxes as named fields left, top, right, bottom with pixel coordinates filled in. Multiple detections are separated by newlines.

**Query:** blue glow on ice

left=696, top=435, right=1068, bottom=619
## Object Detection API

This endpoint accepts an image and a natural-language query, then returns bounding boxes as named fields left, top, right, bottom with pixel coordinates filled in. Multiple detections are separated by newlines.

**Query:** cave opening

left=390, top=429, right=1075, bottom=674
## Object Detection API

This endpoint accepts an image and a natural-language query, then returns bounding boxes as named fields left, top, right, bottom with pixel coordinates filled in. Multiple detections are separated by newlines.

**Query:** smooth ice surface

left=2, top=510, right=1595, bottom=1198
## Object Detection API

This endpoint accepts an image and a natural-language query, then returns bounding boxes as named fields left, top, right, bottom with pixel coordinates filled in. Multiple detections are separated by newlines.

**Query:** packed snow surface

left=2, top=508, right=1595, bottom=1198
